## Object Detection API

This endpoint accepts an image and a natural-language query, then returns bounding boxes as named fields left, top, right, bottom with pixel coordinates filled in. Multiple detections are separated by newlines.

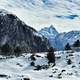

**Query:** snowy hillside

left=0, top=51, right=80, bottom=80
left=0, top=0, right=80, bottom=32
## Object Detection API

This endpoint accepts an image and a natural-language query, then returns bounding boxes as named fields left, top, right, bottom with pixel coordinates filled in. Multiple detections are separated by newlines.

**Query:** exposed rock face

left=0, top=10, right=49, bottom=53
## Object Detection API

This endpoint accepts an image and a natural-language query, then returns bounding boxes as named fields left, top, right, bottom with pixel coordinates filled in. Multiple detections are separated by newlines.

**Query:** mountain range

left=39, top=25, right=80, bottom=50
left=0, top=9, right=80, bottom=52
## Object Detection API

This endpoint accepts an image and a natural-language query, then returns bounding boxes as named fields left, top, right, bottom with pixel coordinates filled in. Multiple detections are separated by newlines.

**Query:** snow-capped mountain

left=39, top=25, right=58, bottom=38
left=0, top=0, right=80, bottom=32
left=0, top=9, right=49, bottom=53
left=39, top=25, right=58, bottom=48
left=39, top=26, right=80, bottom=50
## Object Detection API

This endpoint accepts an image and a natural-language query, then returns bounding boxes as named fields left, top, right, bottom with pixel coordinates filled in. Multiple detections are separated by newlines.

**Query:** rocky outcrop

left=0, top=10, right=49, bottom=54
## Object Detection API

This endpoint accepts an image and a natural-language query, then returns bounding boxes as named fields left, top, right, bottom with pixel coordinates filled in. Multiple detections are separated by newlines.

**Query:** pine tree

left=73, top=40, right=80, bottom=47
left=14, top=46, right=22, bottom=56
left=47, top=47, right=55, bottom=65
left=65, top=43, right=72, bottom=50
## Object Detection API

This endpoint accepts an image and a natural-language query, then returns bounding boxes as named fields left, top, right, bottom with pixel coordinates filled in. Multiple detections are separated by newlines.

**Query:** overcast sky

left=0, top=0, right=80, bottom=32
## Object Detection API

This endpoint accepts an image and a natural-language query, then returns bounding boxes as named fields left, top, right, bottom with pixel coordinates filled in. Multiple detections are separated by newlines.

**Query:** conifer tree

left=65, top=43, right=72, bottom=50
left=47, top=47, right=55, bottom=65
left=73, top=40, right=80, bottom=47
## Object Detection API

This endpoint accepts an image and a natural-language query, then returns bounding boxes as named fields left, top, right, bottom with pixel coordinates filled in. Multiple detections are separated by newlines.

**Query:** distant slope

left=39, top=25, right=80, bottom=50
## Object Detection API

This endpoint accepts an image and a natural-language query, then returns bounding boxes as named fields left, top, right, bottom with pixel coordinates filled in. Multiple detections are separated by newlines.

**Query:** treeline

left=0, top=43, right=22, bottom=56
left=0, top=39, right=80, bottom=56
left=65, top=40, right=80, bottom=51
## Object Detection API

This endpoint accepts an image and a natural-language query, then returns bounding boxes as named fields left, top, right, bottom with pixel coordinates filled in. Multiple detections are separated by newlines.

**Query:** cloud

left=56, top=15, right=79, bottom=19
left=0, top=0, right=80, bottom=32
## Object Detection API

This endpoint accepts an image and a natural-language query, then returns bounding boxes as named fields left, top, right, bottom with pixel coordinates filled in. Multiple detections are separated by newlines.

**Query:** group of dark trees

left=65, top=40, right=80, bottom=51
left=0, top=43, right=22, bottom=56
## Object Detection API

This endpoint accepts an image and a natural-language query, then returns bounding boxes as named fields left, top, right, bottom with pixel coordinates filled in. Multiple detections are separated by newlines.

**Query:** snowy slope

left=54, top=31, right=80, bottom=50
left=0, top=0, right=80, bottom=32
left=0, top=51, right=80, bottom=80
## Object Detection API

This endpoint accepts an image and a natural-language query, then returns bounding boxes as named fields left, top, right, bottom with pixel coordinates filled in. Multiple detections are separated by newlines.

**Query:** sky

left=0, top=0, right=80, bottom=32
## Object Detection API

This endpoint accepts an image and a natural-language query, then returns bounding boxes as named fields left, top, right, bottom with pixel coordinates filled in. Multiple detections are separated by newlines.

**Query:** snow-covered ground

left=0, top=51, right=80, bottom=80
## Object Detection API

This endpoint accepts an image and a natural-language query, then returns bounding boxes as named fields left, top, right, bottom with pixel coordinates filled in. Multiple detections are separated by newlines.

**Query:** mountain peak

left=39, top=25, right=58, bottom=39
left=40, top=25, right=58, bottom=34
left=49, top=25, right=55, bottom=29
left=48, top=25, right=58, bottom=34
